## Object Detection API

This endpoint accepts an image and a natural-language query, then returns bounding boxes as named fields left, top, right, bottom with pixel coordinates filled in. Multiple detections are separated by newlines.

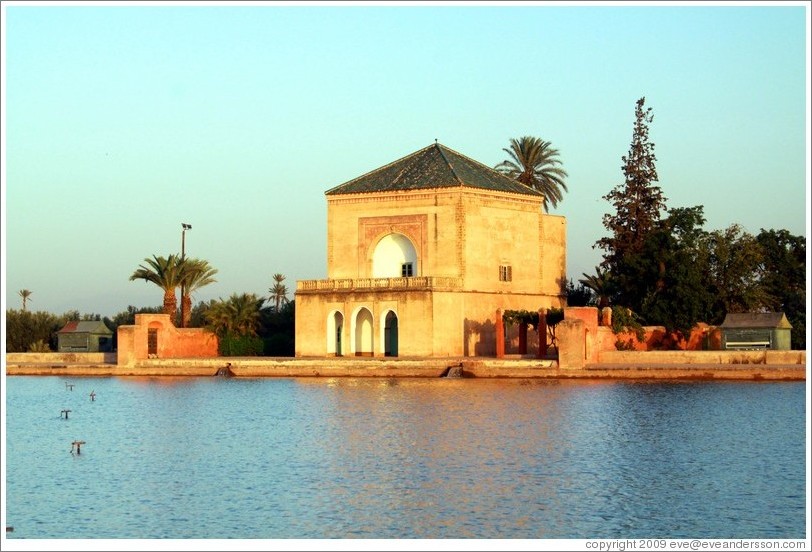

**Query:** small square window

left=401, top=262, right=414, bottom=277
left=499, top=265, right=512, bottom=282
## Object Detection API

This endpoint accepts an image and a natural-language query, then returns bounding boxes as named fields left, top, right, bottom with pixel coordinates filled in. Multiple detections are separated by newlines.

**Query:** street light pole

left=180, top=223, right=192, bottom=327
left=181, top=223, right=191, bottom=260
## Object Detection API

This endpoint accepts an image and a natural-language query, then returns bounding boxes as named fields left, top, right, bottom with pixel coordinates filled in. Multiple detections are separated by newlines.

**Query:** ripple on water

left=4, top=377, right=806, bottom=539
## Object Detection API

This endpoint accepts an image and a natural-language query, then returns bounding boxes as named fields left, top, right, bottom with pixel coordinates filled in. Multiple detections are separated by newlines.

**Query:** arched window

left=372, top=233, right=418, bottom=278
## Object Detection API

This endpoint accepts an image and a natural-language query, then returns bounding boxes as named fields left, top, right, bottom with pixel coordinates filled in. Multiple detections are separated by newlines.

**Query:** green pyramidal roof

left=325, top=142, right=543, bottom=197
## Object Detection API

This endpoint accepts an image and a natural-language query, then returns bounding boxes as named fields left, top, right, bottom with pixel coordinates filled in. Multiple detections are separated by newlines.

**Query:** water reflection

left=4, top=377, right=806, bottom=539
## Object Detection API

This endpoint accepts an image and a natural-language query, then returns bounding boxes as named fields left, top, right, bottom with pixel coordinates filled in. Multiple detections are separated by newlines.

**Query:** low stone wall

left=5, top=355, right=805, bottom=380
left=5, top=352, right=116, bottom=364
left=598, top=349, right=806, bottom=366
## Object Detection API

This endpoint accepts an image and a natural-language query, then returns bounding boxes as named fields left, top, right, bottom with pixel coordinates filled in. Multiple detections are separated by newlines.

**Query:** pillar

left=495, top=309, right=505, bottom=359
left=537, top=308, right=547, bottom=359
left=557, top=318, right=585, bottom=370
left=518, top=321, right=527, bottom=355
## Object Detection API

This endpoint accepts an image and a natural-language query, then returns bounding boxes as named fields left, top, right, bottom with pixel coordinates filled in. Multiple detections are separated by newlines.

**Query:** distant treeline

left=5, top=298, right=296, bottom=356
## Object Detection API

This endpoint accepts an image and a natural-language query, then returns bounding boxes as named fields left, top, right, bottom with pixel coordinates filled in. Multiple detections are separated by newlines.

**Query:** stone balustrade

left=297, top=276, right=463, bottom=291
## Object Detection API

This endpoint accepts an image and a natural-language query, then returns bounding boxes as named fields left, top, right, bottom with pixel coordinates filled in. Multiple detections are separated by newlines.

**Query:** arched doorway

left=327, top=311, right=344, bottom=356
left=147, top=321, right=162, bottom=359
left=372, top=233, right=418, bottom=278
left=354, top=307, right=374, bottom=356
left=384, top=311, right=398, bottom=357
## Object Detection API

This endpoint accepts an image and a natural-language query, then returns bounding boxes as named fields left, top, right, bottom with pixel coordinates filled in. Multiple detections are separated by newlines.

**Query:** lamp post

left=181, top=223, right=192, bottom=260
left=180, top=223, right=192, bottom=327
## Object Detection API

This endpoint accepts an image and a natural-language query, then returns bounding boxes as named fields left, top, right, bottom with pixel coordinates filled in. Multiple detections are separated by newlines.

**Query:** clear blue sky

left=2, top=1, right=809, bottom=317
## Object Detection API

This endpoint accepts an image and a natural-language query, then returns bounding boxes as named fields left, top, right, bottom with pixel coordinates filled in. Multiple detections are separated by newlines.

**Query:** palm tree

left=179, top=258, right=218, bottom=328
left=18, top=289, right=33, bottom=311
left=495, top=136, right=569, bottom=211
left=579, top=266, right=613, bottom=309
left=129, top=254, right=183, bottom=318
left=204, top=293, right=264, bottom=337
left=269, top=273, right=289, bottom=312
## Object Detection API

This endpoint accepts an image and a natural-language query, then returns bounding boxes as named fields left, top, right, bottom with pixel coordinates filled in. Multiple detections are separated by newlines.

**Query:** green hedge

left=219, top=334, right=265, bottom=356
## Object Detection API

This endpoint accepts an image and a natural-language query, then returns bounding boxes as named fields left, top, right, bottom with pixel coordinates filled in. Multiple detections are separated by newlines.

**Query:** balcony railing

left=297, top=276, right=463, bottom=292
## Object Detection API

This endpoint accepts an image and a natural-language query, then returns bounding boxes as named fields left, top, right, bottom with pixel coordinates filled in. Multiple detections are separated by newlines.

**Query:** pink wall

left=117, top=314, right=218, bottom=365
left=612, top=323, right=721, bottom=351
left=561, top=307, right=724, bottom=366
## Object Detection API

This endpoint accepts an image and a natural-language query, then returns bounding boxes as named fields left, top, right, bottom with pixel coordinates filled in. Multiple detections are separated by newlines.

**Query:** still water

left=3, top=376, right=807, bottom=539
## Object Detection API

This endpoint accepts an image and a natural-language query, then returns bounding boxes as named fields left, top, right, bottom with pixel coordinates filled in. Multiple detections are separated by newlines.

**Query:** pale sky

left=2, top=1, right=809, bottom=317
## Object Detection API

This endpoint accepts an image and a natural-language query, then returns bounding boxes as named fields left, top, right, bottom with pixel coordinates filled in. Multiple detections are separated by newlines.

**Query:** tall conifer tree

left=596, top=97, right=668, bottom=308
left=597, top=97, right=667, bottom=266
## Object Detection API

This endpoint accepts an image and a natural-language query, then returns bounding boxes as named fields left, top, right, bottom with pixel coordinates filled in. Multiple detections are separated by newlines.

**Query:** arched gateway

left=327, top=311, right=344, bottom=356
left=353, top=307, right=374, bottom=356
left=383, top=310, right=398, bottom=357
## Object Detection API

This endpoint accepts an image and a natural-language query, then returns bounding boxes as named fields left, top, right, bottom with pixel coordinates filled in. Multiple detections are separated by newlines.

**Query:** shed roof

left=325, top=142, right=543, bottom=197
left=719, top=312, right=792, bottom=329
left=58, top=321, right=113, bottom=335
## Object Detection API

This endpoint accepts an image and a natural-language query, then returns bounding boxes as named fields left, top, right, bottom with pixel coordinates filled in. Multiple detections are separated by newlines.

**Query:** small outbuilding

left=57, top=320, right=114, bottom=352
left=719, top=312, right=793, bottom=350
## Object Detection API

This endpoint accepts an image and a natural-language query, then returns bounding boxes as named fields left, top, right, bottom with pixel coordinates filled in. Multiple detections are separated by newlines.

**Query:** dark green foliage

left=264, top=334, right=295, bottom=356
left=258, top=300, right=295, bottom=357
left=602, top=206, right=709, bottom=334
left=597, top=97, right=667, bottom=267
left=502, top=307, right=565, bottom=351
left=756, top=229, right=806, bottom=349
left=633, top=206, right=714, bottom=338
left=501, top=308, right=564, bottom=328
left=578, top=267, right=612, bottom=308
left=502, top=309, right=539, bottom=327
left=219, top=333, right=265, bottom=356
left=611, top=305, right=645, bottom=350
left=4, top=309, right=114, bottom=352
left=495, top=136, right=569, bottom=211
left=594, top=97, right=806, bottom=349
left=703, top=224, right=767, bottom=324
left=5, top=310, right=62, bottom=352
left=204, top=293, right=264, bottom=337
left=565, top=279, right=595, bottom=307
left=546, top=307, right=564, bottom=326
left=189, top=300, right=216, bottom=328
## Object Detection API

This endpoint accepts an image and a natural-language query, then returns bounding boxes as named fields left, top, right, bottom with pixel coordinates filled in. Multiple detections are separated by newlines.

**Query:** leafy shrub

left=28, top=339, right=52, bottom=353
left=610, top=305, right=645, bottom=345
left=219, top=334, right=264, bottom=356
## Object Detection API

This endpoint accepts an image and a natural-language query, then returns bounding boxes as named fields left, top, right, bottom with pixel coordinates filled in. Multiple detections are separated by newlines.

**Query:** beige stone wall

left=327, top=190, right=455, bottom=279
left=540, top=214, right=567, bottom=296
left=325, top=188, right=567, bottom=294
left=462, top=190, right=545, bottom=291
left=297, top=288, right=566, bottom=358
left=297, top=289, right=441, bottom=357
left=299, top=187, right=568, bottom=358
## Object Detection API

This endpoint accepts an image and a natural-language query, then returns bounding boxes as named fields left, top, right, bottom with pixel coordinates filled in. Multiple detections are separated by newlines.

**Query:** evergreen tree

left=634, top=206, right=713, bottom=338
left=597, top=97, right=668, bottom=307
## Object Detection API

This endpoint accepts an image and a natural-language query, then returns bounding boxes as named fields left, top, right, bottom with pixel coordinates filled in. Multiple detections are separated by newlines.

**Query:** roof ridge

left=324, top=143, right=436, bottom=195
left=435, top=143, right=465, bottom=188
left=437, top=143, right=544, bottom=196
left=325, top=141, right=544, bottom=197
